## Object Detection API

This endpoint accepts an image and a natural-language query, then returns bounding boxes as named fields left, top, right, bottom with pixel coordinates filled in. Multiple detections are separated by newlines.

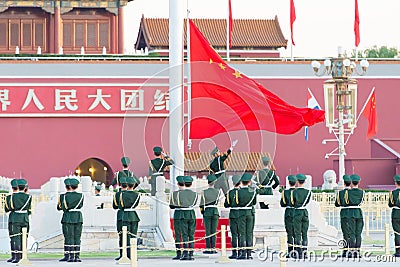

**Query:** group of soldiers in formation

left=4, top=145, right=400, bottom=263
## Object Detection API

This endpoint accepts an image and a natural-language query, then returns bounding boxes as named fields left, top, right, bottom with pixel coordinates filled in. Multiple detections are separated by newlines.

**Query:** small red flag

left=228, top=0, right=233, bottom=48
left=354, top=0, right=360, bottom=47
left=362, top=91, right=378, bottom=140
left=188, top=20, right=325, bottom=139
left=290, top=0, right=296, bottom=46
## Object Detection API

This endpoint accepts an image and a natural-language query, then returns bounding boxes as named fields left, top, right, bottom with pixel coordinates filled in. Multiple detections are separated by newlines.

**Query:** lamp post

left=311, top=47, right=369, bottom=188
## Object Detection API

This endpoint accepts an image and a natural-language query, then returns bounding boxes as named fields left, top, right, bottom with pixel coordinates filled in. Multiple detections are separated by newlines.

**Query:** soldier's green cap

left=394, top=175, right=400, bottom=181
left=287, top=175, right=297, bottom=183
left=183, top=176, right=193, bottom=183
left=126, top=177, right=135, bottom=185
left=350, top=174, right=361, bottom=181
left=241, top=172, right=253, bottom=182
left=95, top=185, right=102, bottom=191
left=10, top=179, right=19, bottom=188
left=64, top=178, right=71, bottom=186
left=153, top=146, right=162, bottom=153
left=261, top=156, right=270, bottom=164
left=176, top=176, right=185, bottom=184
left=17, top=179, right=27, bottom=186
left=121, top=157, right=131, bottom=165
left=343, top=175, right=351, bottom=182
left=296, top=174, right=307, bottom=181
left=232, top=175, right=241, bottom=185
left=210, top=147, right=219, bottom=155
left=119, top=177, right=127, bottom=184
left=69, top=178, right=80, bottom=186
left=207, top=174, right=217, bottom=183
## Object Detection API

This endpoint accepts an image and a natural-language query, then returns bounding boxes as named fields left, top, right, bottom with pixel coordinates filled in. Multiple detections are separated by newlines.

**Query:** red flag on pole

left=188, top=20, right=325, bottom=139
left=361, top=91, right=378, bottom=140
left=354, top=0, right=360, bottom=47
left=290, top=0, right=296, bottom=46
left=228, top=0, right=233, bottom=48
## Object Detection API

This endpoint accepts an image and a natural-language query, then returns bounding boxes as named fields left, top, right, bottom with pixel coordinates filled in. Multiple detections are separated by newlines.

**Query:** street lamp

left=311, top=47, right=369, bottom=188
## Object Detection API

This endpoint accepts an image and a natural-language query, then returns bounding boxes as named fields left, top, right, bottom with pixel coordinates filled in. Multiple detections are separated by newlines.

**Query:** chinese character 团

left=153, top=89, right=170, bottom=111
left=121, top=90, right=144, bottom=111
left=22, top=89, right=44, bottom=111
left=0, top=89, right=11, bottom=111
left=55, top=89, right=78, bottom=111
left=88, top=89, right=111, bottom=111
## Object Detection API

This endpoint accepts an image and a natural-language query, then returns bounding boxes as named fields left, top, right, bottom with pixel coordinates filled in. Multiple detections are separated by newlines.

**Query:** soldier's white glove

left=230, top=140, right=238, bottom=150
left=162, top=152, right=167, bottom=157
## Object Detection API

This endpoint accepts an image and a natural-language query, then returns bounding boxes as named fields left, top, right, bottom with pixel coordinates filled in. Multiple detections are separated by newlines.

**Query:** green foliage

left=352, top=45, right=398, bottom=58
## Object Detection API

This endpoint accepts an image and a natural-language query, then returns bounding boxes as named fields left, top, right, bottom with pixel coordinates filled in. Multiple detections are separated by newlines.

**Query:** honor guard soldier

left=120, top=177, right=141, bottom=259
left=209, top=140, right=237, bottom=195
left=4, top=179, right=19, bottom=263
left=63, top=178, right=84, bottom=262
left=224, top=174, right=241, bottom=259
left=170, top=176, right=186, bottom=260
left=388, top=175, right=400, bottom=257
left=149, top=146, right=174, bottom=196
left=280, top=175, right=297, bottom=258
left=346, top=174, right=364, bottom=258
left=9, top=179, right=32, bottom=263
left=57, top=178, right=72, bottom=262
left=237, top=172, right=257, bottom=260
left=334, top=174, right=352, bottom=257
left=292, top=174, right=311, bottom=259
left=112, top=157, right=134, bottom=187
left=113, top=177, right=128, bottom=260
left=257, top=157, right=280, bottom=209
left=199, top=174, right=220, bottom=254
left=94, top=185, right=101, bottom=196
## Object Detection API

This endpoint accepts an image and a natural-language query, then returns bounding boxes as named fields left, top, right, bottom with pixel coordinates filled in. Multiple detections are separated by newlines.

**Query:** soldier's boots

left=236, top=249, right=246, bottom=260
left=74, top=246, right=82, bottom=262
left=286, top=246, right=292, bottom=258
left=172, top=245, right=182, bottom=260
left=7, top=242, right=14, bottom=262
left=11, top=253, right=21, bottom=264
left=394, top=248, right=400, bottom=257
left=302, top=241, right=308, bottom=259
left=115, top=250, right=122, bottom=261
left=246, top=249, right=253, bottom=259
left=188, top=250, right=195, bottom=260
left=59, top=245, right=70, bottom=262
left=228, top=249, right=238, bottom=259
left=180, top=251, right=190, bottom=261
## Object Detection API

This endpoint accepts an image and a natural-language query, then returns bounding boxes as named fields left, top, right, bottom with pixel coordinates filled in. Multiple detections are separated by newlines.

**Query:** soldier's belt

left=15, top=210, right=28, bottom=214
left=124, top=208, right=137, bottom=212
left=260, top=185, right=272, bottom=188
left=215, top=170, right=226, bottom=175
left=392, top=206, right=400, bottom=209
left=176, top=207, right=195, bottom=210
left=152, top=172, right=163, bottom=176
left=205, top=205, right=218, bottom=208
left=341, top=206, right=362, bottom=209
left=285, top=207, right=294, bottom=209
left=69, top=209, right=82, bottom=212
left=294, top=207, right=307, bottom=210
left=230, top=207, right=252, bottom=210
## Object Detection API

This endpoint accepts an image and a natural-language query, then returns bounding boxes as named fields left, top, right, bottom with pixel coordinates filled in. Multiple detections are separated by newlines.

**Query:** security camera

left=322, top=140, right=327, bottom=145
left=325, top=155, right=329, bottom=159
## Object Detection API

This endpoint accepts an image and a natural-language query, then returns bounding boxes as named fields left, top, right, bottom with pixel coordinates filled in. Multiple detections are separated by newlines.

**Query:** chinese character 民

left=0, top=89, right=11, bottom=111
left=55, top=89, right=78, bottom=111
left=88, top=89, right=111, bottom=111
left=154, top=89, right=170, bottom=111
left=121, top=90, right=144, bottom=111
left=22, top=89, right=44, bottom=111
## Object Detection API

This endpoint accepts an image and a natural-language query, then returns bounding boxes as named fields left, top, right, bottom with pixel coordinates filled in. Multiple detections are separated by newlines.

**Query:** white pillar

left=338, top=107, right=345, bottom=189
left=169, top=0, right=185, bottom=191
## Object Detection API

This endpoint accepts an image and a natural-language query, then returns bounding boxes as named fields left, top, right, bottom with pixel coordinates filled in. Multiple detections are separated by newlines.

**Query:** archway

left=74, top=158, right=113, bottom=185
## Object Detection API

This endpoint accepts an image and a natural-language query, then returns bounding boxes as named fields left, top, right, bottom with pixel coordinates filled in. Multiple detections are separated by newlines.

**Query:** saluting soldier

left=199, top=174, right=220, bottom=254
left=113, top=177, right=128, bottom=261
left=57, top=178, right=72, bottom=262
left=237, top=173, right=257, bottom=260
left=280, top=175, right=297, bottom=258
left=334, top=174, right=352, bottom=257
left=63, top=178, right=84, bottom=262
left=170, top=176, right=186, bottom=260
left=149, top=146, right=174, bottom=196
left=388, top=175, right=400, bottom=257
left=120, top=177, right=141, bottom=259
left=9, top=179, right=31, bottom=263
left=224, top=174, right=241, bottom=259
left=112, top=157, right=134, bottom=187
left=256, top=157, right=280, bottom=209
left=4, top=179, right=19, bottom=263
left=346, top=174, right=364, bottom=258
left=292, top=174, right=311, bottom=259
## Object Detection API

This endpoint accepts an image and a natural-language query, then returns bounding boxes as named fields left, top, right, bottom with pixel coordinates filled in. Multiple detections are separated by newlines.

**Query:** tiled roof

left=136, top=15, right=287, bottom=49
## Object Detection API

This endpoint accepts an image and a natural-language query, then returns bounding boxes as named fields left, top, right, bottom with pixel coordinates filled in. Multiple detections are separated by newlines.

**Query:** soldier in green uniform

left=292, top=174, right=311, bottom=259
left=63, top=178, right=84, bottom=262
left=237, top=172, right=257, bottom=260
left=113, top=177, right=128, bottom=260
left=120, top=177, right=141, bottom=259
left=388, top=175, right=400, bottom=257
left=149, top=146, right=174, bottom=196
left=8, top=179, right=31, bottom=263
left=169, top=176, right=186, bottom=260
left=224, top=174, right=241, bottom=259
left=334, top=174, right=352, bottom=257
left=4, top=179, right=19, bottom=263
left=199, top=174, right=220, bottom=254
left=57, top=178, right=72, bottom=262
left=112, top=157, right=134, bottom=187
left=346, top=174, right=364, bottom=258
left=280, top=175, right=297, bottom=258
left=94, top=185, right=101, bottom=196
left=257, top=157, right=280, bottom=209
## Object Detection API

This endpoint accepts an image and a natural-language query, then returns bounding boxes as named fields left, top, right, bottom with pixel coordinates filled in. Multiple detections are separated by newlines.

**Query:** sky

left=124, top=0, right=400, bottom=58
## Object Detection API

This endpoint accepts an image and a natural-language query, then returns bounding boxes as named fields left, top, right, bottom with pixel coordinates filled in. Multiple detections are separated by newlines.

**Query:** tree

left=352, top=45, right=398, bottom=58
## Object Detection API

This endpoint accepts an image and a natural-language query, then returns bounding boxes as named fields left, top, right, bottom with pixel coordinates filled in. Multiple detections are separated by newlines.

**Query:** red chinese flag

left=354, top=0, right=360, bottom=47
left=188, top=20, right=325, bottom=139
left=290, top=0, right=296, bottom=46
left=362, top=91, right=378, bottom=140
left=228, top=0, right=233, bottom=48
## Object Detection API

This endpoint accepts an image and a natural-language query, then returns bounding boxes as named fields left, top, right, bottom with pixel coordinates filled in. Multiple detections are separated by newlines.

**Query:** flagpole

left=356, top=87, right=375, bottom=123
left=226, top=0, right=230, bottom=62
left=186, top=0, right=192, bottom=150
